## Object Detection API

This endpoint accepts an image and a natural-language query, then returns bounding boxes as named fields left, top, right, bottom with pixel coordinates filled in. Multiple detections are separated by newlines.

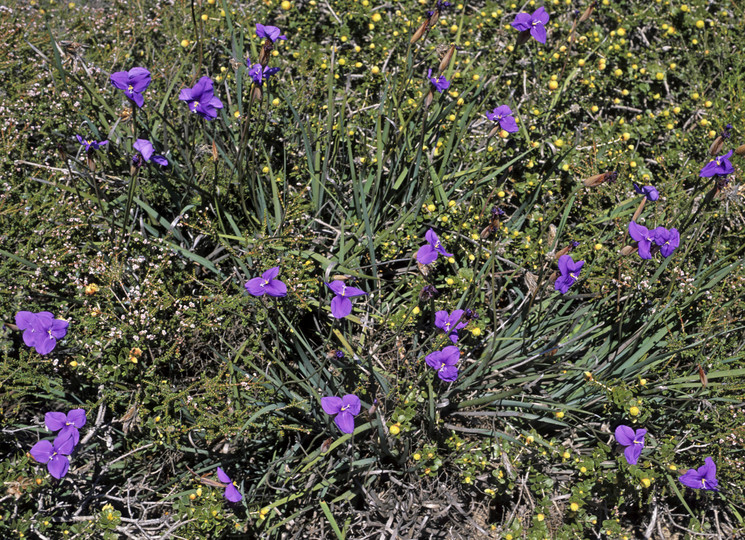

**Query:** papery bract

left=321, top=394, right=361, bottom=434
left=216, top=467, right=243, bottom=502
left=245, top=267, right=287, bottom=297
left=614, top=425, right=647, bottom=465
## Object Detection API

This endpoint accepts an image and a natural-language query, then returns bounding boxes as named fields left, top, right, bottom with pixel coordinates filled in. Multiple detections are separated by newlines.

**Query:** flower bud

left=582, top=171, right=617, bottom=187
left=735, top=143, right=745, bottom=156
left=708, top=136, right=725, bottom=156
left=438, top=45, right=455, bottom=74
left=578, top=1, right=597, bottom=23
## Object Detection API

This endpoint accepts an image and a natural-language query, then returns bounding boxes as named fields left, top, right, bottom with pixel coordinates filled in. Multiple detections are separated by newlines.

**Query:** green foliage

left=1, top=0, right=745, bottom=538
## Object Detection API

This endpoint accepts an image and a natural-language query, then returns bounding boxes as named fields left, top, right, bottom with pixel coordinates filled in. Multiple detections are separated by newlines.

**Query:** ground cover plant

left=1, top=0, right=745, bottom=538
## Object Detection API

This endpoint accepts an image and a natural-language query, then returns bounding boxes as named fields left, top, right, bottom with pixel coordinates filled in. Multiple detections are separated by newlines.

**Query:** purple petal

left=45, top=412, right=67, bottom=432
left=264, top=280, right=287, bottom=297
left=530, top=24, right=547, bottom=44
left=557, top=254, right=572, bottom=276
left=341, top=394, right=361, bottom=415
left=191, top=76, right=214, bottom=101
left=699, top=160, right=719, bottom=178
left=554, top=275, right=574, bottom=294
left=59, top=426, right=80, bottom=447
left=208, top=95, right=224, bottom=110
left=624, top=444, right=642, bottom=465
left=15, top=311, right=38, bottom=330
left=511, top=13, right=532, bottom=31
left=441, top=346, right=460, bottom=366
left=53, top=432, right=76, bottom=455
left=261, top=267, right=280, bottom=280
left=133, top=139, right=154, bottom=162
left=22, top=328, right=41, bottom=348
left=216, top=467, right=231, bottom=484
left=109, top=71, right=130, bottom=90
left=628, top=221, right=648, bottom=242
left=438, top=365, right=458, bottom=382
left=679, top=469, right=703, bottom=489
left=224, top=483, right=243, bottom=502
left=330, top=295, right=352, bottom=318
left=129, top=91, right=145, bottom=108
left=34, top=335, right=57, bottom=355
left=614, top=425, right=635, bottom=446
left=68, top=409, right=87, bottom=427
left=47, top=455, right=70, bottom=479
left=245, top=277, right=267, bottom=296
left=334, top=410, right=355, bottom=434
left=128, top=67, right=151, bottom=93
left=643, top=185, right=659, bottom=201
left=434, top=311, right=448, bottom=330
left=49, top=319, right=69, bottom=340
left=151, top=155, right=169, bottom=167
left=178, top=87, right=193, bottom=101
left=532, top=7, right=549, bottom=25
left=321, top=396, right=343, bottom=415
left=424, top=228, right=439, bottom=246
left=416, top=244, right=437, bottom=265
left=637, top=240, right=653, bottom=260
left=660, top=229, right=679, bottom=258
left=425, top=351, right=443, bottom=370
left=499, top=116, right=519, bottom=133
left=30, top=440, right=54, bottom=463
left=325, top=281, right=346, bottom=295
left=342, top=285, right=367, bottom=297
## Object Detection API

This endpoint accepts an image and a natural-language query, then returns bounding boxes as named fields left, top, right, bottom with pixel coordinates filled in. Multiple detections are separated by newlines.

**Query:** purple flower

left=179, top=76, right=224, bottom=121
left=486, top=105, right=519, bottom=133
left=434, top=310, right=467, bottom=343
left=425, top=345, right=460, bottom=382
left=554, top=255, right=584, bottom=294
left=109, top=67, right=151, bottom=108
left=426, top=0, right=451, bottom=17
left=76, top=135, right=108, bottom=153
left=45, top=409, right=87, bottom=447
left=325, top=281, right=367, bottom=319
left=321, top=394, right=361, bottom=434
left=256, top=23, right=287, bottom=42
left=614, top=425, right=646, bottom=465
left=15, top=311, right=69, bottom=355
left=652, top=227, right=680, bottom=258
left=699, top=150, right=734, bottom=178
left=133, top=139, right=168, bottom=167
left=633, top=183, right=659, bottom=201
left=427, top=69, right=450, bottom=93
left=246, top=59, right=280, bottom=86
left=245, top=267, right=287, bottom=297
left=416, top=229, right=453, bottom=265
left=29, top=432, right=76, bottom=479
left=628, top=221, right=656, bottom=260
left=216, top=467, right=243, bottom=502
left=511, top=7, right=550, bottom=44
left=679, top=457, right=719, bottom=491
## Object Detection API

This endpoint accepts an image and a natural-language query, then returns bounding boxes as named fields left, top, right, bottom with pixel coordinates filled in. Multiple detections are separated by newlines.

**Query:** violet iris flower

left=633, top=183, right=659, bottom=201
left=652, top=227, right=680, bottom=258
left=256, top=23, right=287, bottom=42
left=321, top=394, right=361, bottom=434
left=628, top=221, right=656, bottom=260
left=425, top=345, right=460, bottom=382
left=427, top=69, right=450, bottom=93
left=426, top=0, right=451, bottom=17
left=511, top=7, right=550, bottom=44
left=416, top=229, right=453, bottom=265
left=109, top=67, right=151, bottom=108
left=76, top=135, right=108, bottom=153
left=46, top=409, right=87, bottom=447
left=326, top=281, right=367, bottom=318
left=554, top=255, right=584, bottom=294
left=245, top=267, right=287, bottom=297
left=246, top=59, right=280, bottom=86
left=679, top=457, right=719, bottom=491
left=15, top=311, right=69, bottom=355
left=699, top=150, right=734, bottom=178
left=29, top=432, right=76, bottom=479
left=435, top=310, right=467, bottom=343
left=486, top=105, right=519, bottom=133
left=179, top=76, right=224, bottom=121
left=216, top=467, right=243, bottom=502
left=133, top=139, right=168, bottom=167
left=614, top=425, right=646, bottom=465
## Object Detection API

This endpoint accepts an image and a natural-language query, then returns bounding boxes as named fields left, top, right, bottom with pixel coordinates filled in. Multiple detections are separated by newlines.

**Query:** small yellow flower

left=180, top=39, right=190, bottom=48
left=695, top=20, right=704, bottom=29
left=629, top=406, right=640, bottom=416
left=639, top=378, right=647, bottom=386
left=526, top=435, right=534, bottom=444
left=669, top=464, right=677, bottom=471
left=84, top=283, right=99, bottom=295
left=389, top=424, right=401, bottom=435
left=641, top=477, right=651, bottom=488
left=570, top=502, right=579, bottom=512
left=562, top=451, right=571, bottom=459
left=594, top=243, right=603, bottom=251
left=281, top=0, right=291, bottom=9
left=446, top=277, right=455, bottom=285
left=471, top=327, right=481, bottom=337
left=189, top=493, right=196, bottom=500
left=201, top=13, right=208, bottom=21
left=497, top=190, right=506, bottom=198
left=371, top=12, right=381, bottom=22
left=413, top=453, right=421, bottom=460
left=536, top=513, right=545, bottom=522
left=580, top=466, right=587, bottom=473
left=427, top=203, right=436, bottom=212
left=69, top=361, right=78, bottom=368
left=233, top=111, right=240, bottom=118
left=556, top=411, right=565, bottom=419
left=548, top=80, right=559, bottom=90
left=272, top=98, right=280, bottom=106
left=413, top=306, right=420, bottom=315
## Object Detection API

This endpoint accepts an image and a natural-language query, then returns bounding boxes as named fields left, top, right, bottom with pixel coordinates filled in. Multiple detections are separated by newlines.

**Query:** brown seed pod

left=410, top=19, right=430, bottom=44
left=735, top=143, right=745, bottom=156
left=582, top=171, right=617, bottom=187
left=578, top=1, right=597, bottom=23
left=438, top=45, right=456, bottom=74
left=620, top=245, right=636, bottom=256
left=709, top=136, right=725, bottom=156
